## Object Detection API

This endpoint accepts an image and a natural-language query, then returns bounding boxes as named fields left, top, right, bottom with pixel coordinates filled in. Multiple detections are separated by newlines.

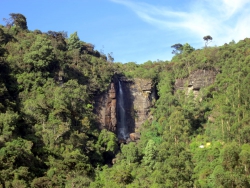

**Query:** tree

left=107, top=52, right=114, bottom=63
left=121, top=142, right=139, bottom=164
left=203, top=35, right=213, bottom=47
left=171, top=43, right=183, bottom=54
left=97, top=129, right=118, bottom=153
left=0, top=138, right=36, bottom=187
left=23, top=35, right=54, bottom=72
left=4, top=13, right=28, bottom=30
left=143, top=139, right=156, bottom=170
left=0, top=28, right=6, bottom=44
left=182, top=43, right=195, bottom=54
left=67, top=32, right=81, bottom=50
left=0, top=111, right=18, bottom=142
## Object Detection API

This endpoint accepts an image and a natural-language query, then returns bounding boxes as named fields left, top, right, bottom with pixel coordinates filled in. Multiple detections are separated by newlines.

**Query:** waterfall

left=117, top=81, right=128, bottom=140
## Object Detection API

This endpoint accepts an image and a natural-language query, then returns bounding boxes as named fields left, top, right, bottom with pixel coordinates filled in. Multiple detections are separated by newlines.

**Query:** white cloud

left=221, top=0, right=249, bottom=17
left=111, top=0, right=250, bottom=46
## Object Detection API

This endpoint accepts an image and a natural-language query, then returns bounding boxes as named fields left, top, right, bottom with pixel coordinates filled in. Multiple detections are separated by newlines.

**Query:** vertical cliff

left=174, top=69, right=218, bottom=97
left=94, top=82, right=117, bottom=132
left=94, top=76, right=156, bottom=141
left=94, top=70, right=217, bottom=141
left=127, top=78, right=156, bottom=134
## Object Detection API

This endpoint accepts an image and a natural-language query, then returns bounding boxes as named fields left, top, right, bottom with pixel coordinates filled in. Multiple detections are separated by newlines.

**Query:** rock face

left=126, top=78, right=156, bottom=134
left=129, top=133, right=140, bottom=141
left=94, top=76, right=156, bottom=138
left=175, top=69, right=218, bottom=97
left=95, top=70, right=217, bottom=140
left=94, top=82, right=117, bottom=132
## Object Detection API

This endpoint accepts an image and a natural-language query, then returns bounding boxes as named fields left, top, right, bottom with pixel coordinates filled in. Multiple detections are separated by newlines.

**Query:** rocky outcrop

left=127, top=78, right=156, bottom=133
left=94, top=82, right=117, bottom=132
left=129, top=132, right=140, bottom=141
left=94, top=76, right=156, bottom=140
left=95, top=70, right=217, bottom=141
left=175, top=69, right=218, bottom=97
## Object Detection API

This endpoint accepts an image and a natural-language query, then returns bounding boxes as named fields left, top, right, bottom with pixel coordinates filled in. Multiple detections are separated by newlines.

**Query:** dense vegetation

left=1, top=13, right=250, bottom=187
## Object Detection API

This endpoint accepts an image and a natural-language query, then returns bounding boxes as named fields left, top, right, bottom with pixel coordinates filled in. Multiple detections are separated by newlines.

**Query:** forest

left=1, top=13, right=250, bottom=188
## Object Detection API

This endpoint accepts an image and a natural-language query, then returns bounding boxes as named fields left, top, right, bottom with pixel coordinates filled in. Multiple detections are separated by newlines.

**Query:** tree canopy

left=1, top=13, right=250, bottom=187
left=4, top=13, right=28, bottom=30
left=203, top=35, right=213, bottom=47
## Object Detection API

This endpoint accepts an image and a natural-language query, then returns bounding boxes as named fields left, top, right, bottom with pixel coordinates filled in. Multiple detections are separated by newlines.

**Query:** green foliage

left=1, top=12, right=250, bottom=187
left=119, top=60, right=166, bottom=80
left=121, top=142, right=139, bottom=164
left=203, top=35, right=213, bottom=47
left=23, top=35, right=54, bottom=71
left=0, top=14, right=116, bottom=187
left=0, top=111, right=18, bottom=141
left=182, top=43, right=195, bottom=54
left=97, top=129, right=118, bottom=153
left=107, top=37, right=250, bottom=187
left=6, top=13, right=28, bottom=30
left=171, top=43, right=183, bottom=54
left=0, top=27, right=7, bottom=44
left=142, top=139, right=156, bottom=169
left=0, top=138, right=35, bottom=187
left=67, top=31, right=81, bottom=50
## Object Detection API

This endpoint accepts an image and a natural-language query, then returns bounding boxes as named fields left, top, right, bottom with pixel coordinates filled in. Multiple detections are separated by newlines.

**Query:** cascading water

left=117, top=80, right=128, bottom=140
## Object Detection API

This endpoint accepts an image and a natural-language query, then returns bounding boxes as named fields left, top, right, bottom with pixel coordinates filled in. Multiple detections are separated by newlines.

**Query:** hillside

left=1, top=13, right=250, bottom=187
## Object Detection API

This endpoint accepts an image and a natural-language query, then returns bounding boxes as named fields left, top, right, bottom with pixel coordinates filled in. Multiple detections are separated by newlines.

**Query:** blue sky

left=1, top=0, right=250, bottom=64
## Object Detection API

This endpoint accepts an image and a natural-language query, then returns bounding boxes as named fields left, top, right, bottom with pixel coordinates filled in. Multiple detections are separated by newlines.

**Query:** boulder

left=129, top=133, right=140, bottom=141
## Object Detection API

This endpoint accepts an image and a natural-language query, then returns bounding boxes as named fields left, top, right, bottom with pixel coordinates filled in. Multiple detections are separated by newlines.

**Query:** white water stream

left=117, top=81, right=128, bottom=140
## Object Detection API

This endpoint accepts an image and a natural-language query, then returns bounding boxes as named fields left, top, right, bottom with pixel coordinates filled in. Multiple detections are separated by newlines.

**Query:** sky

left=1, top=0, right=250, bottom=64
